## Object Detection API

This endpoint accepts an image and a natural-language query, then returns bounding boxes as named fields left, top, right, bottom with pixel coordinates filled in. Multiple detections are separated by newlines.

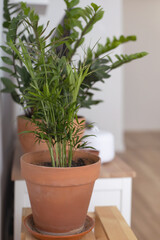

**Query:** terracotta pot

left=17, top=115, right=86, bottom=153
left=85, top=149, right=99, bottom=156
left=73, top=116, right=86, bottom=142
left=21, top=150, right=100, bottom=235
left=17, top=115, right=48, bottom=153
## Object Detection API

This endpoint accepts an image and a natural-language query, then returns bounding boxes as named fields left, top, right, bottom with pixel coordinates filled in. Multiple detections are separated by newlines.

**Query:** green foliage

left=109, top=52, right=148, bottom=70
left=1, top=77, right=18, bottom=92
left=2, top=0, right=148, bottom=167
left=9, top=4, right=91, bottom=167
left=55, top=1, right=104, bottom=60
left=95, top=35, right=137, bottom=58
left=1, top=56, right=13, bottom=65
left=1, top=0, right=148, bottom=114
left=54, top=0, right=148, bottom=108
left=0, top=0, right=32, bottom=116
left=77, top=50, right=148, bottom=108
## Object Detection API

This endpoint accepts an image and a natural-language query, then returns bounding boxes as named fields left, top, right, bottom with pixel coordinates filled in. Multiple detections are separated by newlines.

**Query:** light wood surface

left=21, top=207, right=137, bottom=240
left=118, top=131, right=160, bottom=240
left=95, top=207, right=137, bottom=240
left=11, top=140, right=136, bottom=181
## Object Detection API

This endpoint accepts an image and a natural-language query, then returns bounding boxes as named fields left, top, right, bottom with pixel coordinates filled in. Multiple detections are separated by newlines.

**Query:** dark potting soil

left=36, top=158, right=86, bottom=167
left=71, top=158, right=85, bottom=167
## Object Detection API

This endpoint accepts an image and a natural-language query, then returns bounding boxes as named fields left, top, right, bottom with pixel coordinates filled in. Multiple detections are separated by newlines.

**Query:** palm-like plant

left=9, top=3, right=91, bottom=166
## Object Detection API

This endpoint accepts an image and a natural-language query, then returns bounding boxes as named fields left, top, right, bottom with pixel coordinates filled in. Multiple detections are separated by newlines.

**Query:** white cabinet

left=89, top=178, right=132, bottom=223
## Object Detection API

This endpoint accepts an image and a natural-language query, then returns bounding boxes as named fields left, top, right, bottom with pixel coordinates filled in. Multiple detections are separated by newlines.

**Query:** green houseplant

left=1, top=0, right=147, bottom=153
left=9, top=3, right=100, bottom=235
left=1, top=0, right=147, bottom=110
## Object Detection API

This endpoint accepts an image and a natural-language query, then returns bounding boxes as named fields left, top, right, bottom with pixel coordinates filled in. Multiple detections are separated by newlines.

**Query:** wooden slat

left=81, top=231, right=96, bottom=240
left=95, top=207, right=137, bottom=240
left=95, top=214, right=109, bottom=240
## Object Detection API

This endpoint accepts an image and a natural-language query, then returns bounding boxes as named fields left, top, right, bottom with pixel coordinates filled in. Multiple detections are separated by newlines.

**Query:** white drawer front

left=88, top=190, right=121, bottom=212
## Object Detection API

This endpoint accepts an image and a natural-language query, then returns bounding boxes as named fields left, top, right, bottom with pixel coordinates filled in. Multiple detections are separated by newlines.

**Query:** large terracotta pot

left=21, top=150, right=100, bottom=235
left=17, top=115, right=86, bottom=153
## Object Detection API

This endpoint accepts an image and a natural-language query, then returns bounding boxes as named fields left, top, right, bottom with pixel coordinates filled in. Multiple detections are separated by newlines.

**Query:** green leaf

left=44, top=28, right=55, bottom=40
left=8, top=39, right=34, bottom=79
left=110, top=52, right=148, bottom=70
left=1, top=56, right=13, bottom=65
left=15, top=65, right=31, bottom=88
left=95, top=35, right=138, bottom=58
left=93, top=9, right=104, bottom=23
left=0, top=45, right=13, bottom=55
left=1, top=77, right=17, bottom=92
left=77, top=37, right=85, bottom=47
left=84, top=25, right=93, bottom=35
left=68, top=8, right=82, bottom=18
left=21, top=2, right=30, bottom=16
left=3, top=21, right=10, bottom=28
left=11, top=90, right=21, bottom=104
left=91, top=3, right=100, bottom=12
left=64, top=0, right=79, bottom=9
left=7, top=14, right=23, bottom=42
left=87, top=47, right=93, bottom=60
left=0, top=66, right=13, bottom=74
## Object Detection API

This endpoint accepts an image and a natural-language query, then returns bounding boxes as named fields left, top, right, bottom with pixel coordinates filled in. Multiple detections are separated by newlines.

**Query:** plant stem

left=58, top=142, right=62, bottom=167
left=55, top=138, right=59, bottom=167
left=47, top=138, right=55, bottom=167
left=68, top=119, right=73, bottom=167
left=62, top=139, right=66, bottom=167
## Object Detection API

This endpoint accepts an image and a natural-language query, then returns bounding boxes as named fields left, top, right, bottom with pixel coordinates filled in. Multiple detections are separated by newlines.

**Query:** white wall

left=78, top=0, right=124, bottom=151
left=123, top=0, right=160, bottom=130
left=15, top=0, right=124, bottom=151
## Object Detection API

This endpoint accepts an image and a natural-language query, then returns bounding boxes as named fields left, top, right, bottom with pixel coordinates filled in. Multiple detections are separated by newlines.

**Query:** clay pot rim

left=21, top=149, right=100, bottom=186
left=21, top=149, right=100, bottom=170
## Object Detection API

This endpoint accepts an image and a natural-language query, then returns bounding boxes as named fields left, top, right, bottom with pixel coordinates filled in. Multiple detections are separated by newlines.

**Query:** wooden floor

left=118, top=131, right=160, bottom=240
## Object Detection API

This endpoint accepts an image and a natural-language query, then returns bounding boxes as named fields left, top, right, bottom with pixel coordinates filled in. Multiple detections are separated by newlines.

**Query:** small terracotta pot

left=21, top=150, right=100, bottom=235
left=73, top=116, right=86, bottom=143
left=17, top=115, right=86, bottom=153
left=17, top=115, right=48, bottom=153
left=85, top=149, right=99, bottom=156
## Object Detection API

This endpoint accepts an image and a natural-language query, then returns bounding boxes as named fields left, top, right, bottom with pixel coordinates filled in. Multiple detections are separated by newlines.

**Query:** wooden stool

left=21, top=206, right=137, bottom=240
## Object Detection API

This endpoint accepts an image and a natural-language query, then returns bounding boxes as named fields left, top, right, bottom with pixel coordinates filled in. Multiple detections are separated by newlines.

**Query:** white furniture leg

left=14, top=181, right=30, bottom=240
left=121, top=178, right=132, bottom=226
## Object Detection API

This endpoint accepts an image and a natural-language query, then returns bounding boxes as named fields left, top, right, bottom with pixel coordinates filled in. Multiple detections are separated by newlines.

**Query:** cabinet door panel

left=88, top=190, right=121, bottom=212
